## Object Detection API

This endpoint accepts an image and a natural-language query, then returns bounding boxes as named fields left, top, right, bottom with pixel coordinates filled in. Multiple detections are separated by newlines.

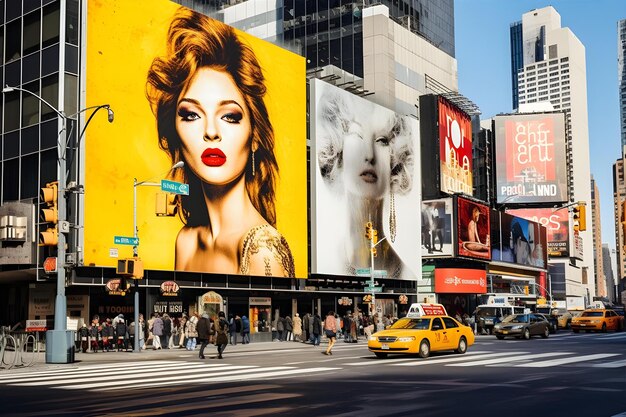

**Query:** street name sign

left=364, top=286, right=382, bottom=293
left=161, top=179, right=189, bottom=195
left=114, top=236, right=139, bottom=246
left=356, top=268, right=371, bottom=276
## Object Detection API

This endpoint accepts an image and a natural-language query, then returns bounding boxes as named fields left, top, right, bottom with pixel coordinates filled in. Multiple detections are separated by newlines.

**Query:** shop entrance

left=197, top=291, right=223, bottom=320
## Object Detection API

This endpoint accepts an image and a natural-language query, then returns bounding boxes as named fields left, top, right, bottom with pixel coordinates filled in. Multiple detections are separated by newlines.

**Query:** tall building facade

left=510, top=6, right=595, bottom=305
left=591, top=176, right=606, bottom=298
left=619, top=19, right=625, bottom=149
left=602, top=244, right=617, bottom=303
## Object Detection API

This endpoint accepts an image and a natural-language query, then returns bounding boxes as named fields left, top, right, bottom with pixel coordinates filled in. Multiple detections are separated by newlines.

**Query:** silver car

left=493, top=313, right=550, bottom=340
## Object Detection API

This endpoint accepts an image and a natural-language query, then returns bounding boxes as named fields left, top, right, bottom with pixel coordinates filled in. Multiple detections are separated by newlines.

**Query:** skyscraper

left=591, top=176, right=606, bottom=298
left=510, top=6, right=595, bottom=304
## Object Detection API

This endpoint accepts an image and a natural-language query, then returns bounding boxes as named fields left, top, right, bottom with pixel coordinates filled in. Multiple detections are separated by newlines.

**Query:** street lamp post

left=2, top=85, right=112, bottom=363
left=132, top=161, right=184, bottom=352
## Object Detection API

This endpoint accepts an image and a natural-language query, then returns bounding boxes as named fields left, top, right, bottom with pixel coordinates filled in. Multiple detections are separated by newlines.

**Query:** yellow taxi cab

left=367, top=303, right=475, bottom=359
left=571, top=308, right=624, bottom=333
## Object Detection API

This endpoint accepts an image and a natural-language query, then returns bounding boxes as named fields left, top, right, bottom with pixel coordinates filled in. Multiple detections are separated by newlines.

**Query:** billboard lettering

left=439, top=97, right=472, bottom=195
left=434, top=268, right=487, bottom=293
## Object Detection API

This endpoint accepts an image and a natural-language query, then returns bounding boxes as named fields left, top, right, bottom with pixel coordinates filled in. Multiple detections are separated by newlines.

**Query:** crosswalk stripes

left=514, top=353, right=620, bottom=367
left=0, top=361, right=340, bottom=392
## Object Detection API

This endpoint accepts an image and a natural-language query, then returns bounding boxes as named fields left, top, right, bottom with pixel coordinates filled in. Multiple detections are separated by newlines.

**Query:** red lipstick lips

left=201, top=148, right=226, bottom=167
left=360, top=169, right=378, bottom=183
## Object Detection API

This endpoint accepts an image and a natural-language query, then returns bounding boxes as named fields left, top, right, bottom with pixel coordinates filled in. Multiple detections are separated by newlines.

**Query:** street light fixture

left=131, top=161, right=185, bottom=352
left=2, top=84, right=113, bottom=363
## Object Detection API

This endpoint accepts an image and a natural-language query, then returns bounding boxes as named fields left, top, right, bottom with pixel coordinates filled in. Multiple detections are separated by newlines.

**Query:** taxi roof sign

left=406, top=303, right=447, bottom=318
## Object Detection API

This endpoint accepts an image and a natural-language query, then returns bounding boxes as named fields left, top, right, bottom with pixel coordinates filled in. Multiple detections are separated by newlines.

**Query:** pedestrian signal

left=40, top=181, right=58, bottom=223
left=117, top=258, right=144, bottom=279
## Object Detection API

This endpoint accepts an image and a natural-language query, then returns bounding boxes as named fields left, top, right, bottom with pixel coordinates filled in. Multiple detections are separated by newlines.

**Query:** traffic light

left=155, top=192, right=177, bottom=216
left=524, top=285, right=529, bottom=295
left=39, top=181, right=58, bottom=246
left=572, top=203, right=586, bottom=232
left=365, top=221, right=373, bottom=240
left=372, top=229, right=378, bottom=245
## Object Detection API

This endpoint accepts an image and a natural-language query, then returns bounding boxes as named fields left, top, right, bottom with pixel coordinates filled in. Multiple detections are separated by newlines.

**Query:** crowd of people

left=76, top=312, right=253, bottom=359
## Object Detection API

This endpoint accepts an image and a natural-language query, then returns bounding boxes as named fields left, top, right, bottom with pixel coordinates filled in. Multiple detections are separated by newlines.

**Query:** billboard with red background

left=457, top=197, right=490, bottom=260
left=439, top=96, right=472, bottom=195
left=507, top=208, right=569, bottom=258
left=494, top=113, right=567, bottom=204
left=434, top=268, right=487, bottom=293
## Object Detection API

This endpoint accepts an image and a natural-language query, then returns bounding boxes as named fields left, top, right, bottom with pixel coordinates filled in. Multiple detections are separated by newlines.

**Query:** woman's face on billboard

left=176, top=67, right=252, bottom=186
left=341, top=112, right=392, bottom=198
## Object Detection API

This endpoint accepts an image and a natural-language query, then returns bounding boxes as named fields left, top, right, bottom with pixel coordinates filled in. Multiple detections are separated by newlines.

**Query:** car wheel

left=601, top=323, right=607, bottom=333
left=496, top=335, right=505, bottom=340
left=374, top=352, right=388, bottom=359
left=523, top=328, right=531, bottom=340
left=418, top=339, right=430, bottom=358
left=541, top=327, right=549, bottom=338
left=455, top=337, right=467, bottom=354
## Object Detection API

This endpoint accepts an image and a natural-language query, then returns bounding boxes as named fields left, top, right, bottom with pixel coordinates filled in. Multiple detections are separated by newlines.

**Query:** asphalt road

left=0, top=331, right=624, bottom=416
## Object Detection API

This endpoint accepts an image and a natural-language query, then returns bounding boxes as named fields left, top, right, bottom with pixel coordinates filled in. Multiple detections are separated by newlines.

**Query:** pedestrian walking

left=178, top=314, right=187, bottom=348
left=162, top=314, right=172, bottom=349
left=312, top=313, right=322, bottom=346
left=277, top=316, right=285, bottom=341
left=129, top=314, right=146, bottom=350
left=292, top=313, right=302, bottom=342
left=285, top=315, right=293, bottom=341
left=115, top=317, right=128, bottom=351
left=89, top=317, right=101, bottom=352
left=197, top=313, right=210, bottom=359
left=302, top=313, right=310, bottom=343
left=215, top=311, right=229, bottom=359
left=78, top=323, right=89, bottom=353
left=228, top=314, right=237, bottom=345
left=152, top=314, right=164, bottom=350
left=146, top=313, right=156, bottom=349
left=241, top=315, right=250, bottom=344
left=102, top=318, right=115, bottom=352
left=323, top=311, right=337, bottom=355
left=186, top=313, right=199, bottom=350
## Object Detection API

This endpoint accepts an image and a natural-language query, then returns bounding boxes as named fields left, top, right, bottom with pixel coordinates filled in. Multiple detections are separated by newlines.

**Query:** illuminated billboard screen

left=439, top=96, right=473, bottom=195
left=456, top=197, right=490, bottom=261
left=84, top=0, right=308, bottom=277
left=421, top=198, right=454, bottom=258
left=507, top=208, right=569, bottom=258
left=494, top=113, right=567, bottom=204
left=311, top=79, right=421, bottom=279
left=491, top=212, right=548, bottom=269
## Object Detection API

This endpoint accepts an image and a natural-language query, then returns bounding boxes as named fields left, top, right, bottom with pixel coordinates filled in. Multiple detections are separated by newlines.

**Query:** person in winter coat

left=277, top=316, right=285, bottom=341
left=284, top=315, right=294, bottom=341
left=115, top=318, right=128, bottom=351
left=292, top=313, right=302, bottom=342
left=78, top=323, right=90, bottom=353
left=152, top=314, right=164, bottom=350
left=215, top=311, right=229, bottom=359
left=101, top=319, right=115, bottom=352
left=186, top=313, right=199, bottom=350
left=228, top=314, right=237, bottom=345
left=89, top=318, right=101, bottom=352
left=196, top=313, right=211, bottom=359
left=241, top=315, right=250, bottom=344
left=162, top=314, right=172, bottom=349
left=302, top=313, right=310, bottom=343
left=312, top=314, right=322, bottom=346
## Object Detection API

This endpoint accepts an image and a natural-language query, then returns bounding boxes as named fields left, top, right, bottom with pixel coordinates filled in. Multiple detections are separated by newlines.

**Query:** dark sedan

left=493, top=313, right=550, bottom=340
left=535, top=312, right=558, bottom=333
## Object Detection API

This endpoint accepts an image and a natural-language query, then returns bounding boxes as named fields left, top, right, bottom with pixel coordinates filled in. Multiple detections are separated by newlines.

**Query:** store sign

left=154, top=301, right=183, bottom=314
left=573, top=231, right=584, bottom=260
left=201, top=291, right=222, bottom=305
left=105, top=278, right=129, bottom=296
left=434, top=268, right=487, bottom=294
left=26, top=319, right=47, bottom=332
left=338, top=297, right=352, bottom=306
left=249, top=297, right=271, bottom=306
left=160, top=281, right=180, bottom=297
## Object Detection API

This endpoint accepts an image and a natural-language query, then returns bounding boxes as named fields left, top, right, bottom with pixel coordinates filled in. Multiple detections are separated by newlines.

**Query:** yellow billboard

left=84, top=0, right=307, bottom=278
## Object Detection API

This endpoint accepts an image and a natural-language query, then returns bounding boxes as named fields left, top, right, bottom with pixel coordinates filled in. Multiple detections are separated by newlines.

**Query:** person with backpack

left=241, top=315, right=250, bottom=344
left=215, top=311, right=229, bottom=359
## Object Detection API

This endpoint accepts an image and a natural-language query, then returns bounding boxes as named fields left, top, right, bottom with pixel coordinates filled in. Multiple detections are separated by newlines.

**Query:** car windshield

left=581, top=311, right=603, bottom=317
left=389, top=318, right=431, bottom=330
left=502, top=314, right=529, bottom=323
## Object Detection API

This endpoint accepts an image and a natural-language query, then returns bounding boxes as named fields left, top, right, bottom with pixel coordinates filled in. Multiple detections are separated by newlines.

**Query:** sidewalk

left=0, top=339, right=319, bottom=374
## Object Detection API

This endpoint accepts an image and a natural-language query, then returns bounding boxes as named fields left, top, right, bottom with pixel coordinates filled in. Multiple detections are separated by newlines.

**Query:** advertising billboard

left=311, top=79, right=421, bottom=279
left=491, top=212, right=548, bottom=269
left=456, top=197, right=490, bottom=260
left=508, top=208, right=569, bottom=258
left=439, top=96, right=473, bottom=195
left=421, top=198, right=454, bottom=258
left=494, top=113, right=567, bottom=204
left=84, top=0, right=307, bottom=277
left=434, top=268, right=487, bottom=294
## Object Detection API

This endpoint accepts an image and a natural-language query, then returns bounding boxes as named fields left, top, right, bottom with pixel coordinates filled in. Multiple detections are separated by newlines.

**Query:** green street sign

left=364, top=286, right=382, bottom=293
left=114, top=236, right=138, bottom=246
left=373, top=269, right=388, bottom=278
left=161, top=179, right=189, bottom=195
left=356, top=268, right=371, bottom=276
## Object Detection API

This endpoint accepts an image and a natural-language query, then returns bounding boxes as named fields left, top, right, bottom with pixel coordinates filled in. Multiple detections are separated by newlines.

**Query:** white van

left=474, top=303, right=526, bottom=334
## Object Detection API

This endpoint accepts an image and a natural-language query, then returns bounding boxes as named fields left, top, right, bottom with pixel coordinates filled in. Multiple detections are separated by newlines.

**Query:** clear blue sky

left=455, top=0, right=625, bottom=248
